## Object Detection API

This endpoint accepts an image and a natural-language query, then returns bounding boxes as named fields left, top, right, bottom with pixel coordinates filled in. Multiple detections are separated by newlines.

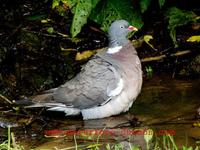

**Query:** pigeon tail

left=48, top=106, right=81, bottom=116
left=15, top=92, right=55, bottom=106
left=26, top=103, right=81, bottom=116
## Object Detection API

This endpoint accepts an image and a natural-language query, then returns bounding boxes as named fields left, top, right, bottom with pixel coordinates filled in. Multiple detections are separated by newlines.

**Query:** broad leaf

left=140, top=0, right=151, bottom=13
left=70, top=0, right=101, bottom=37
left=90, top=0, right=143, bottom=32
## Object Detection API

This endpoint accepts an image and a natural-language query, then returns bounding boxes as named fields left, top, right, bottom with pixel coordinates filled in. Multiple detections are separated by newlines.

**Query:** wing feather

left=52, top=56, right=122, bottom=109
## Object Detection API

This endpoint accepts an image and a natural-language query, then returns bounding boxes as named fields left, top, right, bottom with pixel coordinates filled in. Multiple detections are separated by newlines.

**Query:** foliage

left=50, top=0, right=198, bottom=52
left=47, top=27, right=55, bottom=34
left=53, top=0, right=101, bottom=37
left=90, top=0, right=143, bottom=32
left=140, top=0, right=165, bottom=13
left=154, top=133, right=200, bottom=150
left=143, top=35, right=157, bottom=50
left=158, top=0, right=165, bottom=8
left=52, top=0, right=77, bottom=9
left=52, top=0, right=143, bottom=37
left=70, top=0, right=100, bottom=37
left=144, top=129, right=153, bottom=150
left=145, top=66, right=153, bottom=78
left=26, top=14, right=47, bottom=21
left=187, top=35, right=200, bottom=43
left=165, top=7, right=197, bottom=47
left=0, top=126, right=24, bottom=150
left=140, top=0, right=151, bottom=13
left=52, top=0, right=60, bottom=9
left=51, top=0, right=167, bottom=37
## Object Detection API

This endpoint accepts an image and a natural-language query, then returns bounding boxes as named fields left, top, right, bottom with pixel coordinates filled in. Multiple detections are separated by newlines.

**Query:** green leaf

left=52, top=0, right=60, bottom=9
left=47, top=27, right=55, bottom=34
left=158, top=0, right=165, bottom=8
left=182, top=146, right=193, bottom=150
left=26, top=14, right=47, bottom=21
left=144, top=35, right=157, bottom=50
left=145, top=66, right=153, bottom=79
left=165, top=7, right=197, bottom=47
left=106, top=144, right=111, bottom=150
left=187, top=35, right=200, bottom=42
left=90, top=0, right=143, bottom=32
left=70, top=0, right=92, bottom=37
left=70, top=0, right=101, bottom=37
left=140, top=0, right=151, bottom=13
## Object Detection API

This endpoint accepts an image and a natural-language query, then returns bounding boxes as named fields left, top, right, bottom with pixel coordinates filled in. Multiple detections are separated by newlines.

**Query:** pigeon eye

left=120, top=26, right=124, bottom=29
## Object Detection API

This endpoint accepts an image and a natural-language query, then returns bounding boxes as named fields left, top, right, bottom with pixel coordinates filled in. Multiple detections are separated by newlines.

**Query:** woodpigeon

left=27, top=20, right=143, bottom=120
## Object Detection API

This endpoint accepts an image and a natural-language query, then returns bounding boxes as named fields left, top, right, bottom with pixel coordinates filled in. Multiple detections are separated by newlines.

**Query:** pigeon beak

left=128, top=26, right=138, bottom=31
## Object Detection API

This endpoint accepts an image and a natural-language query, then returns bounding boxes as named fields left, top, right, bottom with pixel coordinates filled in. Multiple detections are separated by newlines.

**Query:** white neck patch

left=106, top=46, right=122, bottom=54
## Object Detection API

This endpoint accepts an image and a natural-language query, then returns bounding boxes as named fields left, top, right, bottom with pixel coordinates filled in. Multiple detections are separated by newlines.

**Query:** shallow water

left=132, top=75, right=200, bottom=148
left=0, top=75, right=199, bottom=149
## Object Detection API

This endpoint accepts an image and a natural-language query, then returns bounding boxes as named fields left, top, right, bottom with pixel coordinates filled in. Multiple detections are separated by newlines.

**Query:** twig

left=141, top=50, right=191, bottom=62
left=0, top=94, right=13, bottom=104
left=74, top=134, right=78, bottom=150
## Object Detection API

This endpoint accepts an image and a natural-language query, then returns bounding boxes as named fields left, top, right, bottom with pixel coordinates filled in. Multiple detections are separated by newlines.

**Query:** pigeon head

left=108, top=20, right=138, bottom=47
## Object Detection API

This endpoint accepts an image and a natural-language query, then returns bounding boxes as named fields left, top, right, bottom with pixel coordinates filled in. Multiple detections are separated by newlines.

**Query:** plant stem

left=8, top=126, right=10, bottom=150
left=74, top=134, right=77, bottom=150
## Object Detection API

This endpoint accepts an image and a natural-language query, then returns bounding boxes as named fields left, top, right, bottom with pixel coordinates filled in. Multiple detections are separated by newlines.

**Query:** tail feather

left=19, top=88, right=81, bottom=116
left=47, top=106, right=81, bottom=116
left=25, top=102, right=81, bottom=116
left=25, top=102, right=66, bottom=108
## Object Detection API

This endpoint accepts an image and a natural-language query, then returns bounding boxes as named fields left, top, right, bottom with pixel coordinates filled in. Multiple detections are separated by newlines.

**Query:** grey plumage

left=26, top=20, right=142, bottom=120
